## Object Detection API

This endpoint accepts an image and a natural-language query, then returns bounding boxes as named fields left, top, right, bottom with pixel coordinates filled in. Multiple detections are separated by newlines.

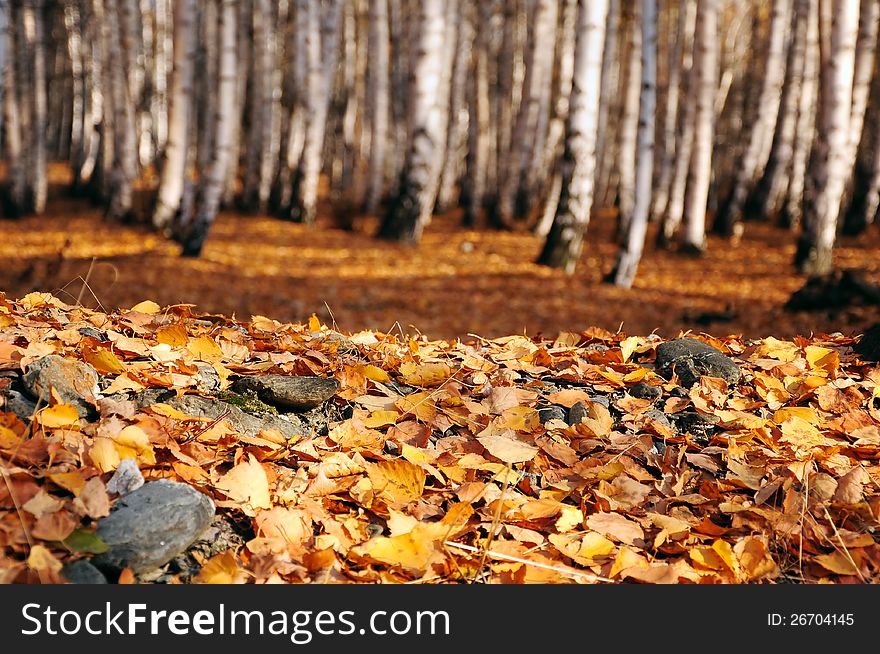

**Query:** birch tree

left=364, top=0, right=390, bottom=213
left=377, top=0, right=447, bottom=243
left=715, top=0, right=792, bottom=237
left=176, top=0, right=237, bottom=256
left=681, top=0, right=718, bottom=253
left=795, top=0, right=859, bottom=275
left=609, top=0, right=657, bottom=288
left=537, top=0, right=608, bottom=273
left=152, top=0, right=195, bottom=232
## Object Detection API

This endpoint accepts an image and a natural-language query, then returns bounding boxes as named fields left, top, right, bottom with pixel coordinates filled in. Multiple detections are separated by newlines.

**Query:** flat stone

left=92, top=479, right=214, bottom=574
left=131, top=389, right=306, bottom=441
left=23, top=355, right=100, bottom=419
left=61, top=560, right=108, bottom=584
left=655, top=338, right=740, bottom=388
left=231, top=374, right=339, bottom=412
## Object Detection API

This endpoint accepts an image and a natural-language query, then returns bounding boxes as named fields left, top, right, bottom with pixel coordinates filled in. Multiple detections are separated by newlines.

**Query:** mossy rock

left=216, top=388, right=278, bottom=415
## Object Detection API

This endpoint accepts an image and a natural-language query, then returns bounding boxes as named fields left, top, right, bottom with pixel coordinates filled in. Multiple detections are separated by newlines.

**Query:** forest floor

left=1, top=169, right=879, bottom=342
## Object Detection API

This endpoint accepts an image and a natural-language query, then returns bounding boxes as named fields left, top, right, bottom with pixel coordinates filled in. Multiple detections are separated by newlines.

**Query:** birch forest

left=2, top=0, right=880, bottom=334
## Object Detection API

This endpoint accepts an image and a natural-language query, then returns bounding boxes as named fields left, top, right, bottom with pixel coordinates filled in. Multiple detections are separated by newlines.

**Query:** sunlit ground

left=1, top=166, right=879, bottom=341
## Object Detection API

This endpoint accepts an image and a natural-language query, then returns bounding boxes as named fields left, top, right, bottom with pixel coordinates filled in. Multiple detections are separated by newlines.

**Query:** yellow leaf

left=89, top=437, right=121, bottom=472
left=549, top=532, right=615, bottom=566
left=805, top=346, right=839, bottom=375
left=734, top=537, right=779, bottom=581
left=362, top=410, right=398, bottom=428
left=0, top=425, right=23, bottom=449
left=499, top=406, right=540, bottom=432
left=37, top=404, right=80, bottom=428
left=477, top=430, right=539, bottom=464
left=215, top=454, right=272, bottom=514
left=367, top=460, right=427, bottom=507
left=130, top=300, right=161, bottom=314
left=187, top=336, right=223, bottom=362
left=352, top=522, right=447, bottom=575
left=555, top=505, right=584, bottom=533
left=149, top=403, right=197, bottom=420
left=754, top=337, right=800, bottom=362
left=104, top=374, right=145, bottom=394
left=112, top=425, right=153, bottom=454
left=27, top=545, right=62, bottom=573
left=779, top=417, right=824, bottom=450
left=195, top=551, right=247, bottom=584
left=399, top=361, right=453, bottom=388
left=47, top=470, right=87, bottom=496
left=156, top=324, right=189, bottom=347
left=82, top=347, right=126, bottom=374
left=362, top=365, right=390, bottom=382
left=395, top=392, right=437, bottom=422
left=772, top=407, right=820, bottom=425
left=619, top=336, right=643, bottom=363
left=308, top=314, right=322, bottom=332
left=711, top=539, right=742, bottom=580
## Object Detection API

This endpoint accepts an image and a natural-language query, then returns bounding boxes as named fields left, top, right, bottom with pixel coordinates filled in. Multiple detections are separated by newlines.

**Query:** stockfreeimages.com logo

left=21, top=603, right=451, bottom=644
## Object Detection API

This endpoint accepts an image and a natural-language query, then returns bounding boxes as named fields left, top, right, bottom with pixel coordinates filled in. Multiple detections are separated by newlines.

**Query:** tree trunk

left=754, top=0, right=808, bottom=222
left=796, top=0, right=859, bottom=275
left=609, top=0, right=657, bottom=288
left=659, top=0, right=697, bottom=246
left=715, top=0, right=791, bottom=237
left=177, top=0, right=237, bottom=256
left=377, top=0, right=447, bottom=243
left=784, top=0, right=819, bottom=230
left=537, top=0, right=609, bottom=273
left=462, top=0, right=489, bottom=227
left=106, top=1, right=138, bottom=221
left=364, top=0, right=390, bottom=213
left=152, top=0, right=195, bottom=232
left=496, top=0, right=558, bottom=228
left=27, top=0, right=48, bottom=215
left=615, top=2, right=642, bottom=241
left=681, top=0, right=719, bottom=253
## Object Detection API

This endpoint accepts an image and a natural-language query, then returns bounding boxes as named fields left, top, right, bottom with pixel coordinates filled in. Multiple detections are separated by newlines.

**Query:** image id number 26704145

left=768, top=613, right=855, bottom=627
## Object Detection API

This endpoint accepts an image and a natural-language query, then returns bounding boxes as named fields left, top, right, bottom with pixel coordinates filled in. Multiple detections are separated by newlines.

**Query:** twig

left=444, top=542, right=610, bottom=583
left=822, top=507, right=868, bottom=583
left=471, top=464, right=512, bottom=583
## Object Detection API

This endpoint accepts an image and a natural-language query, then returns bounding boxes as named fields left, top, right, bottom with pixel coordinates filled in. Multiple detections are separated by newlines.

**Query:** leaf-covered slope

left=1, top=291, right=878, bottom=584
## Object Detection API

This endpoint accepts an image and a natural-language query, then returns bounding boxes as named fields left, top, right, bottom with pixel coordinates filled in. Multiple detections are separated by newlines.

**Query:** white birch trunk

left=365, top=0, right=390, bottom=212
left=152, top=0, right=195, bottom=231
left=610, top=0, right=657, bottom=288
left=616, top=3, right=642, bottom=240
left=785, top=0, right=819, bottom=229
left=537, top=0, right=609, bottom=273
left=377, top=0, right=446, bottom=242
left=178, top=0, right=237, bottom=256
left=681, top=0, right=718, bottom=253
left=716, top=0, right=792, bottom=235
left=796, top=0, right=859, bottom=275
left=497, top=0, right=558, bottom=227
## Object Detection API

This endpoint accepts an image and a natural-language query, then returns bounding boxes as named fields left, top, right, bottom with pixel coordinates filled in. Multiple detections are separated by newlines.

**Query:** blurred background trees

left=1, top=0, right=879, bottom=287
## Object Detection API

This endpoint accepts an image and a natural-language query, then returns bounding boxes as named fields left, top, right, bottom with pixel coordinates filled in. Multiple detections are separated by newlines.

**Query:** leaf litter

left=0, top=291, right=878, bottom=584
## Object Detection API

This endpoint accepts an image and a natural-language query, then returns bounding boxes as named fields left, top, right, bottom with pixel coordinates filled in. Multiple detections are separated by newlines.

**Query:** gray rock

left=195, top=365, right=222, bottom=393
left=62, top=560, right=108, bottom=584
left=654, top=338, right=740, bottom=388
left=630, top=381, right=662, bottom=401
left=107, top=457, right=145, bottom=496
left=23, top=355, right=100, bottom=419
left=0, top=387, right=37, bottom=422
left=567, top=397, right=611, bottom=425
left=538, top=405, right=568, bottom=424
left=92, top=479, right=215, bottom=574
left=131, top=389, right=306, bottom=441
left=588, top=395, right=610, bottom=409
left=669, top=411, right=720, bottom=443
left=232, top=374, right=339, bottom=412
